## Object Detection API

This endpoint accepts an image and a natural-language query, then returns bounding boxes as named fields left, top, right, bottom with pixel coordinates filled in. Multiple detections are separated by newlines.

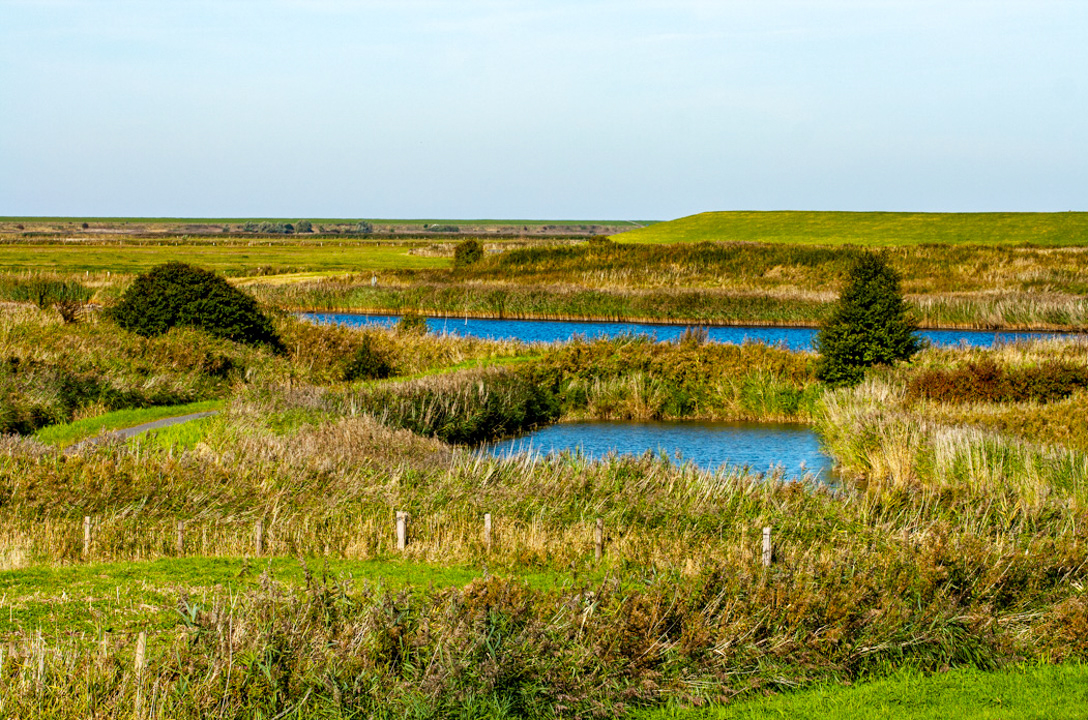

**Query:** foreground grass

left=617, top=211, right=1088, bottom=246
left=641, top=664, right=1088, bottom=720
left=33, top=400, right=225, bottom=447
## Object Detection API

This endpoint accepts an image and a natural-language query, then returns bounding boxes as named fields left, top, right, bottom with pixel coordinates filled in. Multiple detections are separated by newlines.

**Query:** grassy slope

left=640, top=664, right=1088, bottom=720
left=617, top=211, right=1088, bottom=246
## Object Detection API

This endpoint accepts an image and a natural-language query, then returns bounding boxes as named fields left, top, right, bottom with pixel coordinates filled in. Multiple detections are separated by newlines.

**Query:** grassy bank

left=639, top=664, right=1088, bottom=719
left=616, top=211, right=1088, bottom=246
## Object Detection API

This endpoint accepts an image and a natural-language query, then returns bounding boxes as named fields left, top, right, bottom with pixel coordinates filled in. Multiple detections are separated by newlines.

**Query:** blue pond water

left=305, top=312, right=1071, bottom=350
left=486, top=420, right=836, bottom=481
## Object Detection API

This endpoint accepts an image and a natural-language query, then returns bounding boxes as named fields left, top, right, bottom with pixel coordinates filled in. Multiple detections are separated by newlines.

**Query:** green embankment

left=617, top=211, right=1088, bottom=246
left=639, top=664, right=1088, bottom=720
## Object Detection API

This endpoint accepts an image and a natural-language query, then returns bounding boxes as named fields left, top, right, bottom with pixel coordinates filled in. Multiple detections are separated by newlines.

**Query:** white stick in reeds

left=595, top=518, right=604, bottom=561
left=762, top=526, right=773, bottom=567
left=484, top=513, right=492, bottom=552
left=254, top=519, right=264, bottom=556
left=175, top=521, right=185, bottom=556
left=396, top=511, right=408, bottom=551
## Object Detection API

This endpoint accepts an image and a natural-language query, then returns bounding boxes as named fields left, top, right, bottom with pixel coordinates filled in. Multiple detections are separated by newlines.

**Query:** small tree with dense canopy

left=815, top=252, right=920, bottom=386
left=454, top=238, right=484, bottom=267
left=109, top=262, right=284, bottom=352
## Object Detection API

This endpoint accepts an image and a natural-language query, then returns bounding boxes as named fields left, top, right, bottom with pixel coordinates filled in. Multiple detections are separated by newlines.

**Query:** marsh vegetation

left=1, top=217, right=1088, bottom=718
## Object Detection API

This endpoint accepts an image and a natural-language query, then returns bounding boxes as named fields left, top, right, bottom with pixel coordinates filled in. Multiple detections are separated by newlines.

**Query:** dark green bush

left=108, top=262, right=284, bottom=352
left=396, top=311, right=428, bottom=335
left=341, top=336, right=392, bottom=382
left=454, top=238, right=484, bottom=267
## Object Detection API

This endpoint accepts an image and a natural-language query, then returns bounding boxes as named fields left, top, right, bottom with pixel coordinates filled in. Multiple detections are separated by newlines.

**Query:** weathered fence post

left=595, top=518, right=605, bottom=561
left=134, top=631, right=147, bottom=716
left=175, top=521, right=185, bottom=556
left=396, top=511, right=408, bottom=551
left=83, top=516, right=92, bottom=558
left=762, top=526, right=773, bottom=567
left=483, top=513, right=492, bottom=552
left=254, top=519, right=265, bottom=556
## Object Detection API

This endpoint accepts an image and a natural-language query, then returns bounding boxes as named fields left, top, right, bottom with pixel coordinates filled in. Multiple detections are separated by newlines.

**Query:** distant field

left=0, top=242, right=448, bottom=274
left=616, top=211, right=1088, bottom=246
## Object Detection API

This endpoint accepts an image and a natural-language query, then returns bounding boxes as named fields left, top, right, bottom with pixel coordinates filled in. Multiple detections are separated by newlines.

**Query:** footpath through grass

left=34, top=399, right=226, bottom=447
left=639, top=663, right=1088, bottom=720
left=618, top=211, right=1088, bottom=246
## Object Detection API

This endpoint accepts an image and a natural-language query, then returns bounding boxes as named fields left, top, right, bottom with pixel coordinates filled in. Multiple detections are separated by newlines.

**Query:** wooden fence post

left=483, top=513, right=492, bottom=552
left=83, top=516, right=91, bottom=558
left=396, top=511, right=408, bottom=551
left=134, top=631, right=147, bottom=716
left=595, top=518, right=604, bottom=561
left=254, top=519, right=265, bottom=556
left=175, top=521, right=185, bottom=556
left=762, top=526, right=773, bottom=567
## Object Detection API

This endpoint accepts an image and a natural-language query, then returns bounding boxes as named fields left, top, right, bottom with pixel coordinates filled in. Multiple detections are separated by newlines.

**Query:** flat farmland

left=0, top=240, right=449, bottom=274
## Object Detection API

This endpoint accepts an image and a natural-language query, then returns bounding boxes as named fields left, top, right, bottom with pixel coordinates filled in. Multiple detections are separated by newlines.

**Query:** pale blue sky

left=2, top=0, right=1085, bottom=219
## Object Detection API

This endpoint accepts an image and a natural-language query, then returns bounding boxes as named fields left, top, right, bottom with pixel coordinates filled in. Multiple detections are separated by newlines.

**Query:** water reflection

left=306, top=313, right=1070, bottom=350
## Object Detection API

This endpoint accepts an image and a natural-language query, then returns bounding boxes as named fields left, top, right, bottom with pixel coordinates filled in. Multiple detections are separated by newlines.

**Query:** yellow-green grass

left=638, top=664, right=1088, bottom=720
left=34, top=400, right=226, bottom=448
left=0, top=243, right=448, bottom=274
left=617, top=211, right=1088, bottom=246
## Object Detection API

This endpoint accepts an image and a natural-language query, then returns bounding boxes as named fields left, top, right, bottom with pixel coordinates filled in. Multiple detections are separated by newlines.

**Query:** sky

left=1, top=0, right=1086, bottom=220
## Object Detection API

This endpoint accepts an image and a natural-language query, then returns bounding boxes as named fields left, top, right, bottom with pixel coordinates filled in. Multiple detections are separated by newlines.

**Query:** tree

left=108, top=262, right=284, bottom=352
left=815, top=252, right=920, bottom=386
left=454, top=238, right=484, bottom=267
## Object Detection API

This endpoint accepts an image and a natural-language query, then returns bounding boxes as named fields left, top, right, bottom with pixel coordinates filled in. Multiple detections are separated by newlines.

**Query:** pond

left=485, top=420, right=837, bottom=482
left=305, top=312, right=1072, bottom=350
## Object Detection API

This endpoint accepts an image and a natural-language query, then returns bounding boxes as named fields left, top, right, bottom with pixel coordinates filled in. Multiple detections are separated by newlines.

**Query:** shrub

left=396, top=311, right=428, bottom=335
left=295, top=220, right=312, bottom=233
left=108, top=262, right=284, bottom=352
left=906, top=359, right=1088, bottom=404
left=341, top=336, right=393, bottom=382
left=454, top=238, right=484, bottom=267
left=815, top=253, right=920, bottom=386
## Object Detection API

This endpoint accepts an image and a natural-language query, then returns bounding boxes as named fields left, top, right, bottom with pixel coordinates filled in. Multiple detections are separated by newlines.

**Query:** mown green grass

left=639, top=663, right=1088, bottom=720
left=34, top=400, right=226, bottom=447
left=0, top=556, right=600, bottom=639
left=617, top=211, right=1088, bottom=246
left=0, top=243, right=448, bottom=273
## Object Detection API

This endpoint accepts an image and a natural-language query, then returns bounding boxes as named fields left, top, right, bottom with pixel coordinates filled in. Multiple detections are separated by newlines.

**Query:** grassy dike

left=2, top=302, right=1088, bottom=717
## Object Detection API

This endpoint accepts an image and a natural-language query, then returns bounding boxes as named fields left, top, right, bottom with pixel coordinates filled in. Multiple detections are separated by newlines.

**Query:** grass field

left=616, top=211, right=1088, bottom=246
left=640, top=664, right=1088, bottom=719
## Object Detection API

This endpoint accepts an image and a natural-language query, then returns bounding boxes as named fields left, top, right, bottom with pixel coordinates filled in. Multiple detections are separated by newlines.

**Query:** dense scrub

left=108, top=262, right=284, bottom=351
left=907, top=358, right=1088, bottom=404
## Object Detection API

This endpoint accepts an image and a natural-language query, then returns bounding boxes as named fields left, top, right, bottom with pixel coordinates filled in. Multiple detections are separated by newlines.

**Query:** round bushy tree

left=109, top=262, right=284, bottom=352
left=815, top=253, right=920, bottom=386
left=454, top=238, right=484, bottom=267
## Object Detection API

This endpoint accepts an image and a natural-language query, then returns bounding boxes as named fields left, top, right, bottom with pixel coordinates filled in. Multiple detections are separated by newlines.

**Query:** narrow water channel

left=485, top=420, right=837, bottom=482
left=306, top=312, right=1070, bottom=350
